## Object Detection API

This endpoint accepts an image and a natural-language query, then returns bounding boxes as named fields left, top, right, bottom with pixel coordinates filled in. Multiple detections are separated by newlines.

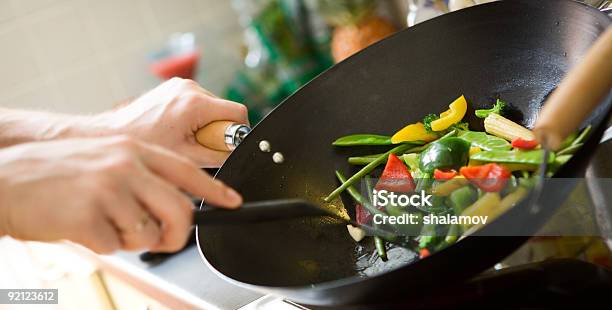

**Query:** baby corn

left=484, top=113, right=535, bottom=141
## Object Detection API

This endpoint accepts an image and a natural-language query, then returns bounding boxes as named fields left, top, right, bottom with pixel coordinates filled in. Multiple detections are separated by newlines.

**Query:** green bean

left=444, top=223, right=460, bottom=244
left=572, top=125, right=592, bottom=146
left=348, top=147, right=427, bottom=165
left=365, top=176, right=388, bottom=261
left=348, top=155, right=381, bottom=165
left=556, top=143, right=583, bottom=156
left=374, top=236, right=388, bottom=261
left=334, top=171, right=385, bottom=217
left=365, top=175, right=387, bottom=262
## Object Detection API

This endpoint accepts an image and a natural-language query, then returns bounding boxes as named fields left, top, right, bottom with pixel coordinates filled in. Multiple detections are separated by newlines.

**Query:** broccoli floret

left=423, top=114, right=440, bottom=132
left=475, top=99, right=507, bottom=118
left=450, top=122, right=470, bottom=131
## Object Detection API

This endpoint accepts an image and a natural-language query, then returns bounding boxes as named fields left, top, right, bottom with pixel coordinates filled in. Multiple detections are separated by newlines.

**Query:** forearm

left=0, top=108, right=106, bottom=147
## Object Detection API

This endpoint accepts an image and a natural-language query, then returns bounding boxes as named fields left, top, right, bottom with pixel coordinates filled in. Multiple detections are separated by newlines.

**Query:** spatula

left=531, top=26, right=612, bottom=212
left=193, top=198, right=396, bottom=238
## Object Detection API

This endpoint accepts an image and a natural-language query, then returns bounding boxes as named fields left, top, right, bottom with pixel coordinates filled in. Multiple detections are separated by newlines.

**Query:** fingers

left=129, top=169, right=194, bottom=252
left=170, top=78, right=248, bottom=126
left=136, top=142, right=242, bottom=208
left=75, top=217, right=122, bottom=254
left=205, top=97, right=249, bottom=126
left=104, top=191, right=162, bottom=251
left=183, top=143, right=230, bottom=168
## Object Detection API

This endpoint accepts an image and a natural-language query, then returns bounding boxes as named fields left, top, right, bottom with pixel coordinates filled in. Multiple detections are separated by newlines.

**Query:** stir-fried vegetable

left=433, top=169, right=458, bottom=180
left=475, top=99, right=506, bottom=118
left=325, top=143, right=419, bottom=202
left=391, top=122, right=439, bottom=143
left=458, top=131, right=511, bottom=151
left=449, top=185, right=478, bottom=214
left=484, top=113, right=535, bottom=141
left=423, top=114, right=440, bottom=132
left=430, top=95, right=468, bottom=131
left=332, top=134, right=393, bottom=146
left=419, top=137, right=471, bottom=174
left=460, top=192, right=501, bottom=229
left=511, top=137, right=539, bottom=150
left=366, top=176, right=388, bottom=261
left=327, top=95, right=585, bottom=263
left=376, top=154, right=416, bottom=192
left=470, top=149, right=555, bottom=165
left=326, top=131, right=457, bottom=202
left=460, top=163, right=511, bottom=192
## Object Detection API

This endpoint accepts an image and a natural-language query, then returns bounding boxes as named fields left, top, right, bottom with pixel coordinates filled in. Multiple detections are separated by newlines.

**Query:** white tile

left=0, top=1, right=14, bottom=24
left=53, top=65, right=117, bottom=114
left=26, top=5, right=96, bottom=73
left=10, top=0, right=65, bottom=16
left=0, top=25, right=42, bottom=96
left=86, top=0, right=152, bottom=52
left=108, top=47, right=159, bottom=99
left=148, top=0, right=200, bottom=30
left=0, top=83, right=65, bottom=111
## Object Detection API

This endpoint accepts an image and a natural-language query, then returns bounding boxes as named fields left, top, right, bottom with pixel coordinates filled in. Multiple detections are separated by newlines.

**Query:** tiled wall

left=0, top=0, right=243, bottom=114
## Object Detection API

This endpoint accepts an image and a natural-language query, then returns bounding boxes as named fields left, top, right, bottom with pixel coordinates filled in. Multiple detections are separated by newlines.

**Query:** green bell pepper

left=419, top=137, right=471, bottom=174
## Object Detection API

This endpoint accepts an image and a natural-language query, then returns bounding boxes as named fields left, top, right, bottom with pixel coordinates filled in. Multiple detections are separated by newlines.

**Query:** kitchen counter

left=84, top=245, right=264, bottom=309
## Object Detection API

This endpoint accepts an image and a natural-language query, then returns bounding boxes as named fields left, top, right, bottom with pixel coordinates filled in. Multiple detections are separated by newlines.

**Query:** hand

left=0, top=136, right=242, bottom=253
left=94, top=78, right=249, bottom=167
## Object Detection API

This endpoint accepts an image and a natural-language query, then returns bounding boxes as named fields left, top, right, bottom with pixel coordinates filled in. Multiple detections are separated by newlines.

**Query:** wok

left=197, top=0, right=612, bottom=306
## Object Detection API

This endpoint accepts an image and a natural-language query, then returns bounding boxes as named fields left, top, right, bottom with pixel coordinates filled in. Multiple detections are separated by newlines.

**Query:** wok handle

left=195, top=121, right=251, bottom=151
left=533, top=26, right=612, bottom=150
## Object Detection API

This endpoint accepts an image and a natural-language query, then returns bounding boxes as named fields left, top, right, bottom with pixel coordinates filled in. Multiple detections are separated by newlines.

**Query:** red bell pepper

left=460, top=163, right=511, bottom=192
left=511, top=138, right=538, bottom=150
left=419, top=248, right=431, bottom=258
left=375, top=153, right=416, bottom=192
left=433, top=169, right=458, bottom=180
left=355, top=204, right=371, bottom=224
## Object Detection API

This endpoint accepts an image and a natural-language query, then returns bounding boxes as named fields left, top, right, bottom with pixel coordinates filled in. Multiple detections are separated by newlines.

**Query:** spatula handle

left=534, top=26, right=612, bottom=150
left=195, top=121, right=250, bottom=151
left=192, top=199, right=332, bottom=225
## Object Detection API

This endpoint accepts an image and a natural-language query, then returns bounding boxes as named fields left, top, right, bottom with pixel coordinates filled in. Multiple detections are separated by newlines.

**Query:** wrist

left=0, top=109, right=113, bottom=147
left=59, top=113, right=116, bottom=139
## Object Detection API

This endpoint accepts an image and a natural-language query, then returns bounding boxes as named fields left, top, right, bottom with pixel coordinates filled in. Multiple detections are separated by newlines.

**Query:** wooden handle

left=195, top=120, right=235, bottom=152
left=534, top=26, right=612, bottom=150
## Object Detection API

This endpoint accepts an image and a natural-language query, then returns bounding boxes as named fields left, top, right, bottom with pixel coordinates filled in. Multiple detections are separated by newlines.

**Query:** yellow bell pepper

left=469, top=147, right=482, bottom=157
left=431, top=95, right=468, bottom=131
left=391, top=122, right=439, bottom=144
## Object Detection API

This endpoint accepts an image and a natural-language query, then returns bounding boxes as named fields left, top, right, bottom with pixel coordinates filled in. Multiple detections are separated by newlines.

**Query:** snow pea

left=332, top=134, right=393, bottom=146
left=470, top=149, right=556, bottom=165
left=458, top=131, right=511, bottom=151
left=419, top=137, right=471, bottom=174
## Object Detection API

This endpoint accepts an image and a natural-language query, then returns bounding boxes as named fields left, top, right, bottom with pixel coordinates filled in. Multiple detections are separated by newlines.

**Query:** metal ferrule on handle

left=195, top=121, right=251, bottom=152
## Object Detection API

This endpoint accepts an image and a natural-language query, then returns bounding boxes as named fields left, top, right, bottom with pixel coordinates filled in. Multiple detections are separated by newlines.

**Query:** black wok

left=197, top=0, right=612, bottom=306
